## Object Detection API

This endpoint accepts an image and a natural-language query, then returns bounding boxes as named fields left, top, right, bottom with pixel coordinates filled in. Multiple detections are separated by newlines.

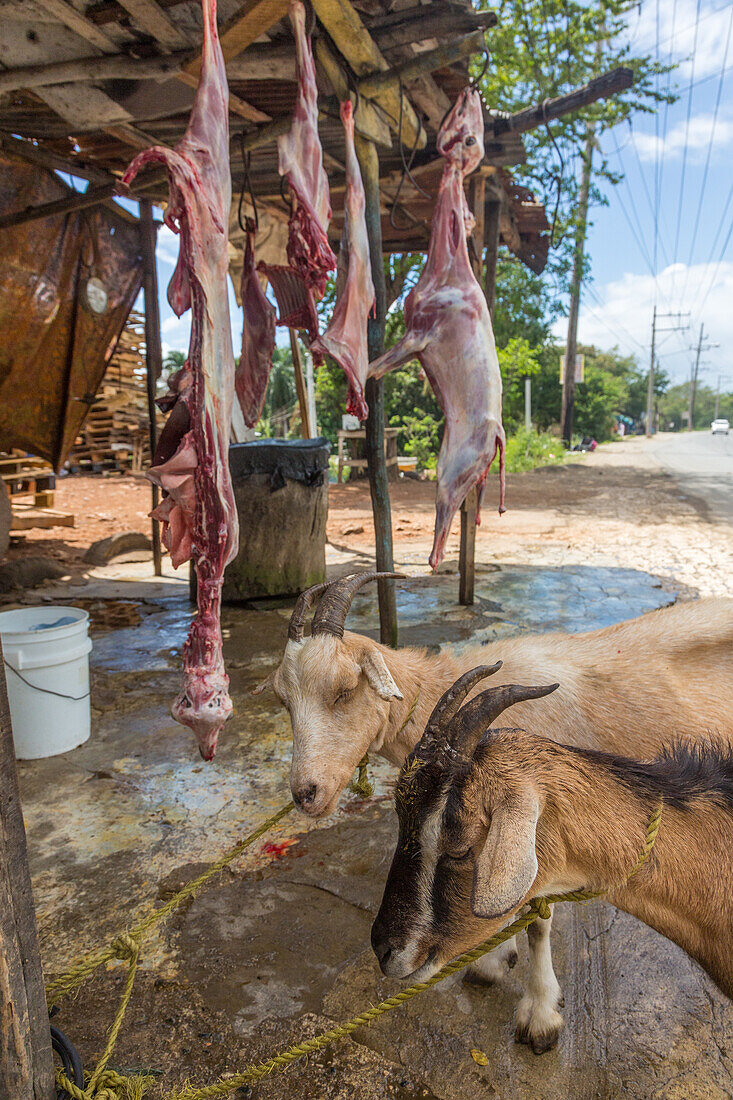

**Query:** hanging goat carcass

left=368, top=89, right=505, bottom=568
left=122, top=0, right=236, bottom=760
left=258, top=0, right=336, bottom=356
left=311, top=99, right=375, bottom=422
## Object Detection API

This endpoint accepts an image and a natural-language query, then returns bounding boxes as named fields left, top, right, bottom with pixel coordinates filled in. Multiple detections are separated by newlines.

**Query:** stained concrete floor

left=14, top=560, right=733, bottom=1099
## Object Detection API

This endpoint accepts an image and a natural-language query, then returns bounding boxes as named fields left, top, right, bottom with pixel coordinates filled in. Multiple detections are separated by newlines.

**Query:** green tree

left=476, top=0, right=674, bottom=290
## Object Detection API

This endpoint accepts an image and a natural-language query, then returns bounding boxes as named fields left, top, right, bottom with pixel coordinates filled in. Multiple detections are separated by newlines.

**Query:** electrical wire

left=680, top=3, right=733, bottom=305
left=671, top=0, right=703, bottom=270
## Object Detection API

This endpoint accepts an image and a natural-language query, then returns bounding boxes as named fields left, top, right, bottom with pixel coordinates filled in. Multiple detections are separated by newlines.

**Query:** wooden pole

left=0, top=642, right=55, bottom=1100
left=483, top=199, right=501, bottom=320
left=290, top=330, right=313, bottom=439
left=355, top=134, right=398, bottom=647
left=459, top=175, right=488, bottom=606
left=140, top=198, right=163, bottom=577
left=490, top=67, right=633, bottom=137
left=561, top=121, right=594, bottom=446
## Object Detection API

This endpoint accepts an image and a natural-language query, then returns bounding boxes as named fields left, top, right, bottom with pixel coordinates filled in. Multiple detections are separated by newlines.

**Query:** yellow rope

left=46, top=802, right=295, bottom=1006
left=349, top=691, right=421, bottom=798
left=54, top=800, right=662, bottom=1100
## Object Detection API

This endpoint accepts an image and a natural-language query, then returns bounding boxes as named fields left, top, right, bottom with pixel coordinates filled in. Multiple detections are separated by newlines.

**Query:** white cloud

left=629, top=0, right=733, bottom=81
left=156, top=223, right=182, bottom=268
left=632, top=112, right=733, bottom=161
left=552, top=261, right=733, bottom=383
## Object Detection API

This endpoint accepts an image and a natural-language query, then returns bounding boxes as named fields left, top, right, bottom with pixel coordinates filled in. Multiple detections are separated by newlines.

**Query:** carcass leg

left=369, top=331, right=427, bottom=380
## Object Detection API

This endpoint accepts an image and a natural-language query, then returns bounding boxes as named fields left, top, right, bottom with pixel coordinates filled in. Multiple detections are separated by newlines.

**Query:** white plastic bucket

left=0, top=606, right=92, bottom=759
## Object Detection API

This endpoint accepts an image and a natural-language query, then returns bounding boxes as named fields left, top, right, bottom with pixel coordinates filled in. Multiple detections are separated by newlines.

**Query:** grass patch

left=498, top=429, right=566, bottom=474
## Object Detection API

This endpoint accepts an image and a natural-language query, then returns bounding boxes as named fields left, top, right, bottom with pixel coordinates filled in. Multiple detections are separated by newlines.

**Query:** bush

left=497, top=428, right=565, bottom=474
left=393, top=412, right=441, bottom=471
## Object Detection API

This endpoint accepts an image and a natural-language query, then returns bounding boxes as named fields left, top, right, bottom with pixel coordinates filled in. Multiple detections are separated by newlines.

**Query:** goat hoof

left=514, top=997, right=563, bottom=1055
left=464, top=939, right=519, bottom=987
left=557, top=993, right=565, bottom=1009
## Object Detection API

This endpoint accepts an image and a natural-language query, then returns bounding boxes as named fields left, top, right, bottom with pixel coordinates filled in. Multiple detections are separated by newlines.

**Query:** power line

left=680, top=4, right=733, bottom=307
left=689, top=179, right=733, bottom=318
left=671, top=0, right=703, bottom=277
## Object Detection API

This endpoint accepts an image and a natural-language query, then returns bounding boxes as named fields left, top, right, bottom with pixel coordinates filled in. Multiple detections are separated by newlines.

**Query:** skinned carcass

left=278, top=0, right=336, bottom=297
left=369, top=88, right=505, bottom=569
left=258, top=0, right=335, bottom=360
left=311, top=100, right=375, bottom=423
left=122, top=0, right=236, bottom=760
left=236, top=218, right=277, bottom=428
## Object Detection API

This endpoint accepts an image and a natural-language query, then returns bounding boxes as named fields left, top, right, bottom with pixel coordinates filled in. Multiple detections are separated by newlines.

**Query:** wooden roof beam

left=491, top=67, right=634, bottom=135
left=31, top=0, right=119, bottom=53
left=314, top=39, right=391, bottom=148
left=0, top=51, right=192, bottom=95
left=357, top=30, right=486, bottom=98
left=311, top=0, right=426, bottom=149
left=114, top=0, right=191, bottom=51
left=369, top=5, right=496, bottom=52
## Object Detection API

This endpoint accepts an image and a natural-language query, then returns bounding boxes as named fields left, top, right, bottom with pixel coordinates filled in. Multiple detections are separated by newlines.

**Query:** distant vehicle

left=711, top=418, right=730, bottom=435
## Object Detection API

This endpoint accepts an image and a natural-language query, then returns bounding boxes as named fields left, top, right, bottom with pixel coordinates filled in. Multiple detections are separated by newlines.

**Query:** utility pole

left=645, top=305, right=657, bottom=437
left=688, top=324, right=719, bottom=431
left=646, top=308, right=690, bottom=435
left=561, top=119, right=594, bottom=446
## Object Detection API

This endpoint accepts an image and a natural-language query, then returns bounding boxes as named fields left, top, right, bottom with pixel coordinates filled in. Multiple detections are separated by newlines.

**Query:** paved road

left=646, top=428, right=733, bottom=523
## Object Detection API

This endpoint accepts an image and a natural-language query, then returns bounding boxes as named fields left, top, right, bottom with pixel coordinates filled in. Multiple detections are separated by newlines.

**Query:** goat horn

left=447, top=681, right=560, bottom=756
left=311, top=571, right=404, bottom=639
left=422, top=663, right=503, bottom=743
left=288, top=582, right=332, bottom=642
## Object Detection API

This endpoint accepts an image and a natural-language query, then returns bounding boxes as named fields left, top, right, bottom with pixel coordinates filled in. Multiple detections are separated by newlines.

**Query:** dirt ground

left=7, top=435, right=731, bottom=598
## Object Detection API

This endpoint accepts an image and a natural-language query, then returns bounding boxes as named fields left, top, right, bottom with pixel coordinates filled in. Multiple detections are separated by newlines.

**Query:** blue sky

left=559, top=0, right=733, bottom=387
left=120, top=0, right=732, bottom=391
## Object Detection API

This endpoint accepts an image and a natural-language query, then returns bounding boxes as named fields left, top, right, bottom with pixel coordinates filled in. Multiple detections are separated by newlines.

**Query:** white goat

left=372, top=667, right=733, bottom=1054
left=254, top=573, right=733, bottom=1048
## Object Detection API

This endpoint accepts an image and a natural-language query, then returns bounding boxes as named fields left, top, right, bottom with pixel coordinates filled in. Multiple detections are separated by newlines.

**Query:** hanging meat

left=278, top=0, right=336, bottom=296
left=257, top=0, right=336, bottom=358
left=368, top=88, right=505, bottom=569
left=236, top=219, right=277, bottom=428
left=311, top=100, right=375, bottom=423
left=122, top=0, right=237, bottom=760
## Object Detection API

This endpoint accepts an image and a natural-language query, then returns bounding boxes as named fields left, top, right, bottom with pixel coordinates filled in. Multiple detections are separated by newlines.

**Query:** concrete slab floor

left=14, top=563, right=733, bottom=1099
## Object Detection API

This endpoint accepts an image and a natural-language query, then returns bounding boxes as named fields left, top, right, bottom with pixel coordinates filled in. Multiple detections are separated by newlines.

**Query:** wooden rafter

left=311, top=0, right=426, bottom=149
left=31, top=0, right=118, bottom=53
left=115, top=0, right=191, bottom=50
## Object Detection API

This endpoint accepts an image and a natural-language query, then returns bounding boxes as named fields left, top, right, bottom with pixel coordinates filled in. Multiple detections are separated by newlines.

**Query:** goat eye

left=445, top=848, right=472, bottom=863
left=465, top=136, right=476, bottom=146
left=333, top=688, right=353, bottom=707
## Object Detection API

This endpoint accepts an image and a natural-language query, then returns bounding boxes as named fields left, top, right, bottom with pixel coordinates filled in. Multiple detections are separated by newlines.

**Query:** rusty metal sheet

left=0, top=151, right=142, bottom=468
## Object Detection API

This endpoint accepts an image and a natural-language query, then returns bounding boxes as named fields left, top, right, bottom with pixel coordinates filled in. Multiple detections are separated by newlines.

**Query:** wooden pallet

left=10, top=503, right=75, bottom=531
left=67, top=310, right=163, bottom=473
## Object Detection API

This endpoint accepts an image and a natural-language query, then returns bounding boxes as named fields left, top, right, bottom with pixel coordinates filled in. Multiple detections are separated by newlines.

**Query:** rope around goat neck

left=55, top=799, right=662, bottom=1100
left=350, top=690, right=421, bottom=798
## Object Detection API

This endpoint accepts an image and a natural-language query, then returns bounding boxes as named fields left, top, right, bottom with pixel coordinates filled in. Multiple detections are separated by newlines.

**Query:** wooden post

left=140, top=199, right=163, bottom=577
left=561, top=121, right=594, bottom=446
left=290, top=330, right=313, bottom=439
left=459, top=176, right=489, bottom=606
left=0, top=642, right=55, bottom=1100
left=483, top=198, right=501, bottom=320
left=355, top=134, right=398, bottom=647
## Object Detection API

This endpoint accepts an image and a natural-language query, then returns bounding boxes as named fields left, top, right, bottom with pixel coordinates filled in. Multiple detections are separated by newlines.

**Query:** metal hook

left=238, top=135, right=258, bottom=234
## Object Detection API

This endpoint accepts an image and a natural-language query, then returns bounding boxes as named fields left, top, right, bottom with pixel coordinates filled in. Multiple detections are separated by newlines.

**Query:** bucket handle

left=3, top=659, right=91, bottom=702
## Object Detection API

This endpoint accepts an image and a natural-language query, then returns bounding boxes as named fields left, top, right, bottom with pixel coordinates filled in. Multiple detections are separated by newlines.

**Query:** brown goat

left=372, top=668, right=733, bottom=1054
left=255, top=575, right=733, bottom=1049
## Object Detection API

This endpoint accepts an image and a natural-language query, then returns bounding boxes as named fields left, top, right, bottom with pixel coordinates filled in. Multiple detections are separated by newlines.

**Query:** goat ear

left=471, top=790, right=539, bottom=920
left=250, top=670, right=275, bottom=697
left=360, top=649, right=403, bottom=701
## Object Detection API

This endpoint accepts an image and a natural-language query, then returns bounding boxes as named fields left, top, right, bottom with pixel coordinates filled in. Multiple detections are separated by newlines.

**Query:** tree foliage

left=475, top=0, right=675, bottom=292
